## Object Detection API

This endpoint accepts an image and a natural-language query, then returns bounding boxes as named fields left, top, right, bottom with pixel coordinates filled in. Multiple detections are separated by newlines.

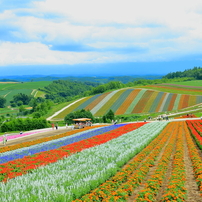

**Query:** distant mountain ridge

left=0, top=75, right=163, bottom=83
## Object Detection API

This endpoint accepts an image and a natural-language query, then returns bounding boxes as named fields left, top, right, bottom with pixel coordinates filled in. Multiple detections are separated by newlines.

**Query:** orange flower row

left=134, top=122, right=179, bottom=201
left=161, top=121, right=187, bottom=202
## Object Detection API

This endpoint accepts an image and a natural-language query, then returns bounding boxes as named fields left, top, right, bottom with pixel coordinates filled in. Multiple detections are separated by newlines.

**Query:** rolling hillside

left=52, top=87, right=202, bottom=119
left=0, top=81, right=51, bottom=105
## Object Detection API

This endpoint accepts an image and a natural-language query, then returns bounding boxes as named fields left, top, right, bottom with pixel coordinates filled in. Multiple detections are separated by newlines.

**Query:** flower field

left=52, top=88, right=202, bottom=118
left=0, top=120, right=202, bottom=201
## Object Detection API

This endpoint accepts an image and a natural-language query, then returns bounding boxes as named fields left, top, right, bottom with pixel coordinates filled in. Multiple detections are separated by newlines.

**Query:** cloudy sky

left=1, top=0, right=202, bottom=76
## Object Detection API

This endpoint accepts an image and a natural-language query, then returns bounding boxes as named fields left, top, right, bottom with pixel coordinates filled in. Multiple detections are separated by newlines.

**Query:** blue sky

left=1, top=0, right=202, bottom=76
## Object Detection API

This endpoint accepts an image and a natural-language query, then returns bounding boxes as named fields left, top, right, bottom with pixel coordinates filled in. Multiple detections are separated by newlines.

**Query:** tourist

left=51, top=123, right=54, bottom=130
left=55, top=122, right=58, bottom=130
left=3, top=133, right=7, bottom=146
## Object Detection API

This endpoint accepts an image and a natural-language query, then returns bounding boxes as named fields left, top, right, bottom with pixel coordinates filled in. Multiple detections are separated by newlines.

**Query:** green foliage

left=105, top=109, right=115, bottom=121
left=0, top=97, right=6, bottom=108
left=163, top=66, right=202, bottom=79
left=13, top=93, right=33, bottom=105
left=1, top=117, right=49, bottom=132
left=64, top=109, right=94, bottom=124
left=42, top=80, right=98, bottom=103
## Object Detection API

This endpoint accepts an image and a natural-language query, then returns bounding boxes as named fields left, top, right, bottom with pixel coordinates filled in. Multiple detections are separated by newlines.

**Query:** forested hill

left=164, top=66, right=202, bottom=79
left=40, top=80, right=99, bottom=102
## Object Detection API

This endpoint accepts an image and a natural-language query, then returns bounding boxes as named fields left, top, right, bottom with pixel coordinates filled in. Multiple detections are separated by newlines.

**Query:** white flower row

left=0, top=122, right=167, bottom=202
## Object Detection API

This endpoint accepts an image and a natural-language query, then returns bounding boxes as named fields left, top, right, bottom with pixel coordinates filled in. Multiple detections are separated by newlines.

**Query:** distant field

left=166, top=80, right=202, bottom=87
left=0, top=81, right=51, bottom=106
left=52, top=87, right=202, bottom=119
left=0, top=81, right=52, bottom=90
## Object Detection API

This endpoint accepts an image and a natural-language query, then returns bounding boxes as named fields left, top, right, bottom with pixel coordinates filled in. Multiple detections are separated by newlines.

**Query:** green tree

left=64, top=109, right=94, bottom=125
left=0, top=97, right=6, bottom=108
left=105, top=109, right=115, bottom=121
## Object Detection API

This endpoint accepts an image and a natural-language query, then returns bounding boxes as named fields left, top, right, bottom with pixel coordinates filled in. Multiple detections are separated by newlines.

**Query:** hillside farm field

left=0, top=81, right=51, bottom=105
left=0, top=120, right=202, bottom=201
left=52, top=87, right=202, bottom=119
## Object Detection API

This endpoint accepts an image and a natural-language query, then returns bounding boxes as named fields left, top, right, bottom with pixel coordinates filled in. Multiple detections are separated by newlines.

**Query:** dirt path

left=0, top=127, right=72, bottom=148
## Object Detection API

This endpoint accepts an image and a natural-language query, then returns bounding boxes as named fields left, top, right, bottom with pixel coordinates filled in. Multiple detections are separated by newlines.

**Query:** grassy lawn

left=0, top=81, right=52, bottom=90
left=166, top=80, right=202, bottom=87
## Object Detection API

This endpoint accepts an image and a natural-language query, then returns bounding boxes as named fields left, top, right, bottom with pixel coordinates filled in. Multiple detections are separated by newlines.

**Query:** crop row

left=161, top=121, right=186, bottom=201
left=0, top=122, right=167, bottom=202
left=134, top=121, right=178, bottom=201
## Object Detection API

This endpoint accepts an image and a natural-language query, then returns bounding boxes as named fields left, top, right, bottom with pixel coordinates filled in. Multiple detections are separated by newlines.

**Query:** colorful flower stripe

left=159, top=93, right=169, bottom=112
left=142, top=91, right=158, bottom=113
left=73, top=95, right=97, bottom=111
left=147, top=85, right=202, bottom=93
left=134, top=122, right=178, bottom=201
left=156, top=92, right=166, bottom=112
left=0, top=126, right=103, bottom=154
left=132, top=90, right=154, bottom=113
left=161, top=93, right=173, bottom=112
left=85, top=92, right=111, bottom=111
left=74, top=122, right=171, bottom=202
left=111, top=89, right=133, bottom=113
left=0, top=124, right=125, bottom=164
left=167, top=93, right=177, bottom=111
left=148, top=92, right=164, bottom=113
left=0, top=123, right=145, bottom=183
left=186, top=120, right=202, bottom=147
left=173, top=94, right=181, bottom=111
left=0, top=130, right=50, bottom=142
left=115, top=89, right=140, bottom=115
left=94, top=89, right=125, bottom=117
left=124, top=89, right=144, bottom=114
left=161, top=122, right=187, bottom=201
left=0, top=122, right=166, bottom=202
left=91, top=90, right=120, bottom=115
left=188, top=95, right=197, bottom=106
left=185, top=121, right=202, bottom=195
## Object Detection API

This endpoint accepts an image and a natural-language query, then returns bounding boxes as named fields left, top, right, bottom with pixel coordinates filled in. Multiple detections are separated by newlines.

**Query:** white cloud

left=1, top=0, right=202, bottom=66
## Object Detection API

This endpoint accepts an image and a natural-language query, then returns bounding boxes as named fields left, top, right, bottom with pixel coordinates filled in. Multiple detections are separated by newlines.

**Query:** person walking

left=55, top=122, right=58, bottom=130
left=3, top=133, right=7, bottom=146
left=51, top=123, right=54, bottom=130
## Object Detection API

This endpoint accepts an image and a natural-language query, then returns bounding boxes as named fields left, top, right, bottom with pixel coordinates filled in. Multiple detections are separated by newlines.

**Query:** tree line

left=163, top=66, right=202, bottom=79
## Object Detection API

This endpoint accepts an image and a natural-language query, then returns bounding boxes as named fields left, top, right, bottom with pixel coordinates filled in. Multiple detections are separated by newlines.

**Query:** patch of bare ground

left=127, top=131, right=173, bottom=202
left=184, top=131, right=202, bottom=202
